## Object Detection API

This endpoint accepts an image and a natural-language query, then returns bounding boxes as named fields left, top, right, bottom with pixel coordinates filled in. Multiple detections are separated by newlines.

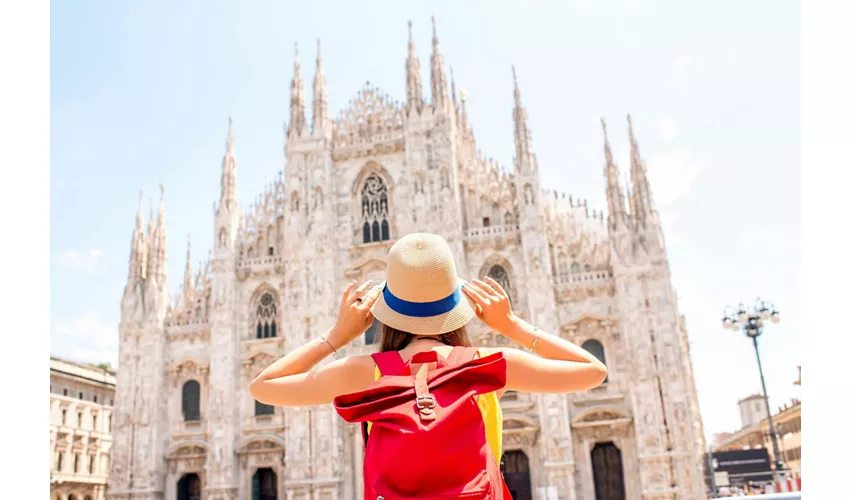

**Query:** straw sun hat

left=370, top=233, right=476, bottom=335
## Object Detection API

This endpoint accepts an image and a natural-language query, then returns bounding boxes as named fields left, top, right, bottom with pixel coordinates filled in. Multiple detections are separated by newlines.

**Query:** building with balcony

left=50, top=356, right=116, bottom=500
left=713, top=367, right=802, bottom=479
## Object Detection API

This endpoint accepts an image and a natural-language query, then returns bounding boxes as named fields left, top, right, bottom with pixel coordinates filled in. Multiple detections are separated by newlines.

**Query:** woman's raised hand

left=462, top=277, right=517, bottom=335
left=328, top=280, right=382, bottom=347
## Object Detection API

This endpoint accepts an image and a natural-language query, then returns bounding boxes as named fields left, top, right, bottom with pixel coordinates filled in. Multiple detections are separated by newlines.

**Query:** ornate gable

left=333, top=83, right=404, bottom=148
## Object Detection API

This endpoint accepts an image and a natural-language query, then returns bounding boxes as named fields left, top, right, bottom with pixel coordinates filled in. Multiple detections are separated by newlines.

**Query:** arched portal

left=252, top=467, right=278, bottom=500
left=501, top=450, right=532, bottom=500
left=591, top=442, right=626, bottom=500
left=177, top=472, right=202, bottom=500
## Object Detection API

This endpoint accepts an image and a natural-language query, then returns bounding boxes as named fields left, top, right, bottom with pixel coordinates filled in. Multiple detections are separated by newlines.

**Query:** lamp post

left=722, top=298, right=785, bottom=482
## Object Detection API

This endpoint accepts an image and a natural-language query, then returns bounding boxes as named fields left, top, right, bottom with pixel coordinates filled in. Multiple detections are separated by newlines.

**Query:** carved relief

left=167, top=359, right=210, bottom=389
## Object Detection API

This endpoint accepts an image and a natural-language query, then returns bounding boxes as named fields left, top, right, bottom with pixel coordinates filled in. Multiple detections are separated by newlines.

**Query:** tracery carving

left=333, top=83, right=404, bottom=147
left=254, top=291, right=278, bottom=339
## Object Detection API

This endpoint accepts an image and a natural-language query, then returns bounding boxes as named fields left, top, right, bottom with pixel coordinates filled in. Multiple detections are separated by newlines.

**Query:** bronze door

left=252, top=468, right=278, bottom=500
left=591, top=442, right=626, bottom=500
left=177, top=473, right=201, bottom=500
left=501, top=450, right=532, bottom=500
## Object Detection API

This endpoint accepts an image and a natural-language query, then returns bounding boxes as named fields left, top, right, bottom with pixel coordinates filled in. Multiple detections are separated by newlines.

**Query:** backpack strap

left=364, top=351, right=407, bottom=450
left=446, top=346, right=479, bottom=366
left=371, top=351, right=410, bottom=376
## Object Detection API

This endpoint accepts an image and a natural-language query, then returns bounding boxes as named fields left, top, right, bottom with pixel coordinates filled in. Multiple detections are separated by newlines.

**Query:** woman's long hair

left=379, top=324, right=471, bottom=352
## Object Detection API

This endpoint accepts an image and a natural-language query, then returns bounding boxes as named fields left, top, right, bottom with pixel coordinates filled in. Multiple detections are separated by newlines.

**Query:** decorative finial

left=600, top=117, right=608, bottom=135
left=160, top=184, right=165, bottom=200
left=316, top=39, right=323, bottom=68
left=512, top=64, right=517, bottom=83
left=459, top=88, right=467, bottom=101
left=408, top=20, right=413, bottom=41
left=431, top=15, right=437, bottom=37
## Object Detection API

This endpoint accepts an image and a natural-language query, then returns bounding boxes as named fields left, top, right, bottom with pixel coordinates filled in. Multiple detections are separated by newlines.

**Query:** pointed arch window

left=558, top=252, right=569, bottom=275
left=290, top=191, right=300, bottom=212
left=182, top=380, right=201, bottom=421
left=361, top=174, right=390, bottom=243
left=255, top=292, right=277, bottom=339
left=570, top=262, right=580, bottom=274
left=581, top=340, right=608, bottom=383
left=267, top=225, right=275, bottom=256
left=486, top=265, right=513, bottom=303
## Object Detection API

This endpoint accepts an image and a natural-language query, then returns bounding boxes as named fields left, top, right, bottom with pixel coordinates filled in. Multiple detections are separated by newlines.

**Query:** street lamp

left=722, top=298, right=785, bottom=482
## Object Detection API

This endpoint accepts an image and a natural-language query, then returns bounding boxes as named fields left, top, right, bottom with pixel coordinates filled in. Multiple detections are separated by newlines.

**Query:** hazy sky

left=50, top=0, right=800, bottom=440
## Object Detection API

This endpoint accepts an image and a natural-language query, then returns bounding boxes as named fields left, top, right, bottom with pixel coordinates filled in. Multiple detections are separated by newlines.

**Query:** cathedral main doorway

left=591, top=442, right=626, bottom=500
left=252, top=467, right=278, bottom=500
left=501, top=450, right=532, bottom=500
left=176, top=473, right=201, bottom=500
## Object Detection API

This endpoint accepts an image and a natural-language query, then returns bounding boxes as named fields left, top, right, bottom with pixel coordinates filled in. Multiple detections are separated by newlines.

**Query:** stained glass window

left=255, top=293, right=277, bottom=339
left=361, top=174, right=390, bottom=243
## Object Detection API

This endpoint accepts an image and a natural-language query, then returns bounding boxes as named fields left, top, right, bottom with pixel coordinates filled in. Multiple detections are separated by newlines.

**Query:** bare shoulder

left=336, top=353, right=377, bottom=372
left=474, top=346, right=524, bottom=357
left=324, top=353, right=377, bottom=393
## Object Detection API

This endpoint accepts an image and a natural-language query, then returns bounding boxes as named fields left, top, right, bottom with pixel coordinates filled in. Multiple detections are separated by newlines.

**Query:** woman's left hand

left=327, top=280, right=382, bottom=348
left=462, top=277, right=517, bottom=335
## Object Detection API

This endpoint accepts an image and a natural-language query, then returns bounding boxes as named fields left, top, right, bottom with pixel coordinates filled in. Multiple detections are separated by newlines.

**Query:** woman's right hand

left=327, top=280, right=382, bottom=348
left=462, top=277, right=518, bottom=335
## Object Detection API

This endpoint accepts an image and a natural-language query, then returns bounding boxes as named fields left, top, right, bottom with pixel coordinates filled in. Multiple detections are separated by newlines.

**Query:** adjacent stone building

left=51, top=357, right=116, bottom=500
left=713, top=368, right=802, bottom=479
left=108, top=18, right=707, bottom=500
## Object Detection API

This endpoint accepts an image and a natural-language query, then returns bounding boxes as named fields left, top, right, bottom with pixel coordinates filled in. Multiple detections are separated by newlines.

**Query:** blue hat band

left=383, top=285, right=462, bottom=318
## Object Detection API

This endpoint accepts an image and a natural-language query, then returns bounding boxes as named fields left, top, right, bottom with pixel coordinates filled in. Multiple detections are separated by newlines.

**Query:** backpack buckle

left=416, top=395, right=436, bottom=420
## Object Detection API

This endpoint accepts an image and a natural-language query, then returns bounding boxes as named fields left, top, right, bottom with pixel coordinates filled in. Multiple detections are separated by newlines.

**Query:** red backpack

left=334, top=347, right=512, bottom=500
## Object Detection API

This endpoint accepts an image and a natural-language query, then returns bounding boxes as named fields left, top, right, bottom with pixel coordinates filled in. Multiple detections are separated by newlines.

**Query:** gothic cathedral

left=108, top=18, right=707, bottom=500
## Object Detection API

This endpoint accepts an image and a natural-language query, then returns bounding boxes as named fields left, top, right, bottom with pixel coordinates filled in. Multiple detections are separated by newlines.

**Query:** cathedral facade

left=108, top=19, right=707, bottom=500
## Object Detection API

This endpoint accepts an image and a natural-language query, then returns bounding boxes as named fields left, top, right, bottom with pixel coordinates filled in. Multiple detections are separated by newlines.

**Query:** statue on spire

left=512, top=65, right=534, bottom=171
left=405, top=20, right=424, bottom=115
left=626, top=114, right=655, bottom=225
left=601, top=118, right=627, bottom=231
left=218, top=117, right=238, bottom=214
left=288, top=42, right=307, bottom=138
left=429, top=16, right=449, bottom=112
left=183, top=234, right=194, bottom=306
left=312, top=38, right=330, bottom=136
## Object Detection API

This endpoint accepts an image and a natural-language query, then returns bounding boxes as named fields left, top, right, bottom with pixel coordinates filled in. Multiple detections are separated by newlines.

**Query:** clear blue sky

left=50, top=0, right=800, bottom=440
